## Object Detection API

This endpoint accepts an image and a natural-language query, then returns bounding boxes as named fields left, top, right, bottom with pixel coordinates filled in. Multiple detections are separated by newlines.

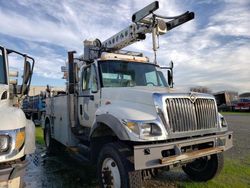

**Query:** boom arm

left=102, top=23, right=149, bottom=50
left=83, top=1, right=194, bottom=62
left=102, top=11, right=194, bottom=51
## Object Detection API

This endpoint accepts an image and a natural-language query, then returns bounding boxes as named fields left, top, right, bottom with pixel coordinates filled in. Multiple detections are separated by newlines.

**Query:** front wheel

left=97, top=143, right=142, bottom=188
left=182, top=153, right=224, bottom=182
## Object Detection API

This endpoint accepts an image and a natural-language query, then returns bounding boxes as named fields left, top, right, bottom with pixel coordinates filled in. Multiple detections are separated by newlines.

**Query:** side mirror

left=161, top=61, right=174, bottom=88
left=167, top=70, right=173, bottom=88
left=21, top=60, right=31, bottom=95
left=74, top=62, right=79, bottom=83
left=23, top=61, right=31, bottom=84
left=6, top=49, right=34, bottom=97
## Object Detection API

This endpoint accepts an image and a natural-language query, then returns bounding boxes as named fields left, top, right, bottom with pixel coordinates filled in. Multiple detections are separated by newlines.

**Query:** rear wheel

left=44, top=122, right=56, bottom=154
left=182, top=153, right=224, bottom=182
left=97, top=143, right=142, bottom=188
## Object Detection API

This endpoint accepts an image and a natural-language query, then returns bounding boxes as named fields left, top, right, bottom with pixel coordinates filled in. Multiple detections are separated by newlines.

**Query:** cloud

left=2, top=0, right=187, bottom=81
left=0, top=7, right=80, bottom=50
left=153, top=0, right=250, bottom=93
left=207, top=1, right=250, bottom=38
left=0, top=0, right=249, bottom=93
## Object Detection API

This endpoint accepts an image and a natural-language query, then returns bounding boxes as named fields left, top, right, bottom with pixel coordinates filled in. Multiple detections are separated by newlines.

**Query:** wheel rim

left=101, top=157, right=121, bottom=188
left=45, top=128, right=50, bottom=147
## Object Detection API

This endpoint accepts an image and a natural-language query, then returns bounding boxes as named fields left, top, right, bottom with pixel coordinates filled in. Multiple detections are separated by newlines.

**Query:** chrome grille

left=165, top=98, right=217, bottom=133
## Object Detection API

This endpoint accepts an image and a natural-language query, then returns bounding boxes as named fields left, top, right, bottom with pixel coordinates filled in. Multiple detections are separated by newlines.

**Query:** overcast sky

left=0, top=0, right=249, bottom=93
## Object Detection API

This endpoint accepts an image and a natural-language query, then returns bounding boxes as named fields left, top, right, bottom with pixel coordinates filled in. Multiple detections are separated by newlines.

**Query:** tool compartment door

left=52, top=95, right=77, bottom=146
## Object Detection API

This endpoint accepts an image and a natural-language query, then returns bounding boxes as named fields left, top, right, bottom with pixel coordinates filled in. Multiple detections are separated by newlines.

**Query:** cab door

left=78, top=64, right=100, bottom=127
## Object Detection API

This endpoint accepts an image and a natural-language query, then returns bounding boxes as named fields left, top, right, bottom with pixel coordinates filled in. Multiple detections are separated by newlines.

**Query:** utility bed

left=45, top=95, right=78, bottom=146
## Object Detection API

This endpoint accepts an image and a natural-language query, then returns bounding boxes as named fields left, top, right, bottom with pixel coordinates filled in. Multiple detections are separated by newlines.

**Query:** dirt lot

left=23, top=113, right=250, bottom=188
left=224, top=114, right=250, bottom=159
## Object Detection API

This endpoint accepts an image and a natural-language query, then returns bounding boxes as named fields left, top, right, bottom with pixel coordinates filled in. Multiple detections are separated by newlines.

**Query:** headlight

left=124, top=120, right=162, bottom=138
left=0, top=135, right=9, bottom=152
left=15, top=130, right=25, bottom=150
left=218, top=113, right=228, bottom=128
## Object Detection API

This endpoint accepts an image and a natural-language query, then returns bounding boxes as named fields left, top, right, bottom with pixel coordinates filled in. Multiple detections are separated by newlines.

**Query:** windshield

left=99, top=60, right=168, bottom=87
left=0, top=49, right=7, bottom=84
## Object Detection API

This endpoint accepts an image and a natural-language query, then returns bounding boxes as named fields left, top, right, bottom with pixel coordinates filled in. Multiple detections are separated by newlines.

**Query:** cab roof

left=100, top=52, right=149, bottom=63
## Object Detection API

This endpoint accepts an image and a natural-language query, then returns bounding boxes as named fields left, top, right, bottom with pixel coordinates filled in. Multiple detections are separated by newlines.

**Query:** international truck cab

left=78, top=54, right=169, bottom=130
left=0, top=46, right=35, bottom=187
left=43, top=2, right=233, bottom=187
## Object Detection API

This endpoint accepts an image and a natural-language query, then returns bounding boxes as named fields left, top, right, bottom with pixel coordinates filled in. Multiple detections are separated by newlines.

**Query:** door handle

left=79, top=94, right=94, bottom=100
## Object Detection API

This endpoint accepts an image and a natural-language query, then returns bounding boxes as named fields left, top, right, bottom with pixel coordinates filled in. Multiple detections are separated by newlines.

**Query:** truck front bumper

left=0, top=159, right=28, bottom=182
left=134, top=131, right=233, bottom=170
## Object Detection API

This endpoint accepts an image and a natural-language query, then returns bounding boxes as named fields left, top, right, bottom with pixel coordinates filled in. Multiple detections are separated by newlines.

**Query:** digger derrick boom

left=102, top=11, right=194, bottom=52
left=82, top=1, right=194, bottom=63
left=102, top=23, right=150, bottom=50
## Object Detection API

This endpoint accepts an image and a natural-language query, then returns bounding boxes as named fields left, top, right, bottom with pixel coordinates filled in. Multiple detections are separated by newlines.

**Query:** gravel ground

left=224, top=114, right=250, bottom=160
left=23, top=114, right=250, bottom=188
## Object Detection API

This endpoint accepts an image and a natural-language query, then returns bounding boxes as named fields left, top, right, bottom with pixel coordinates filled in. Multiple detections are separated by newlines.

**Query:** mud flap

left=25, top=119, right=36, bottom=154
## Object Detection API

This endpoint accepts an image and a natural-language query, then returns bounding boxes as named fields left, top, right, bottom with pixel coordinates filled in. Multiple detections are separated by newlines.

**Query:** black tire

left=44, top=122, right=56, bottom=154
left=97, top=143, right=142, bottom=188
left=182, top=153, right=224, bottom=182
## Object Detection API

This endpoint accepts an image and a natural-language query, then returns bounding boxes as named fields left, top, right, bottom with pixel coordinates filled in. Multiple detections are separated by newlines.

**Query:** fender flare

left=90, top=114, right=129, bottom=140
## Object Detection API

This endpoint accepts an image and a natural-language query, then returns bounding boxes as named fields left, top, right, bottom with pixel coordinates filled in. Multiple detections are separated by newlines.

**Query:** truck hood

left=0, top=106, right=26, bottom=130
left=101, top=86, right=170, bottom=106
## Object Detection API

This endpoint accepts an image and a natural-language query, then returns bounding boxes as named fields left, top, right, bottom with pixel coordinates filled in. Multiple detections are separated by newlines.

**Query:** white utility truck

left=43, top=2, right=233, bottom=187
left=0, top=45, right=35, bottom=187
